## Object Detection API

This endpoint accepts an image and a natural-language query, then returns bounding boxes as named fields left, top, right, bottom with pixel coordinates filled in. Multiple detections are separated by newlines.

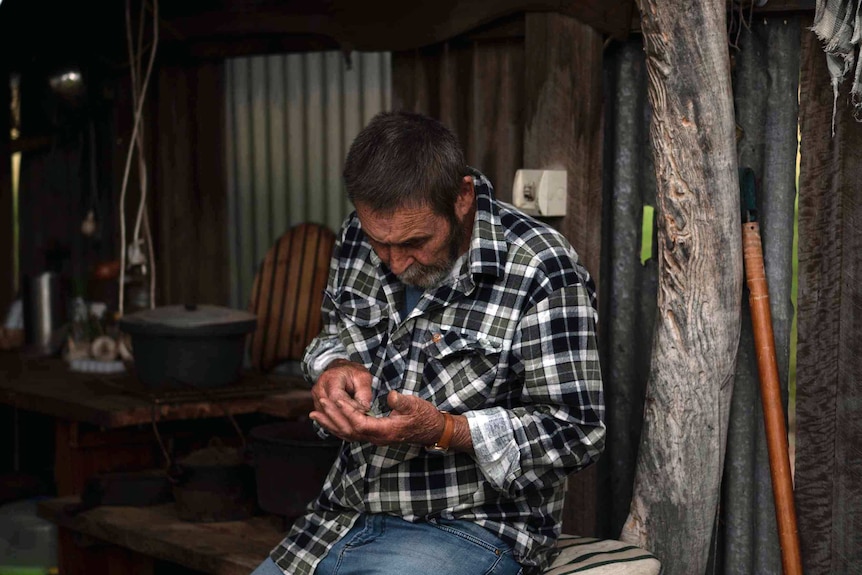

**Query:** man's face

left=356, top=202, right=465, bottom=289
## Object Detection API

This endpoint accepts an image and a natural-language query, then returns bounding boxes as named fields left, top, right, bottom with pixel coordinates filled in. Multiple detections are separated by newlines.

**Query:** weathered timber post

left=619, top=1, right=742, bottom=574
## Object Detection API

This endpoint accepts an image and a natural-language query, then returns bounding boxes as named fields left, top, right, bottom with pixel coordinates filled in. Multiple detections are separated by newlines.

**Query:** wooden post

left=619, top=1, right=742, bottom=572
left=524, top=12, right=604, bottom=537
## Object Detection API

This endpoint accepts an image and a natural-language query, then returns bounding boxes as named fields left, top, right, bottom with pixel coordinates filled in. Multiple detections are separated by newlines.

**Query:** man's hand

left=310, top=358, right=373, bottom=418
left=310, top=363, right=444, bottom=446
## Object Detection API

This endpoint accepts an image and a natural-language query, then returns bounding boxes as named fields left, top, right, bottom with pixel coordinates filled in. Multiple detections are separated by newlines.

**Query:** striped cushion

left=544, top=535, right=661, bottom=575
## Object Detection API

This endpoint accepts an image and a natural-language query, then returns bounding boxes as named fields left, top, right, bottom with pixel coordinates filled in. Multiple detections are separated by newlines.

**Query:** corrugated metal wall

left=225, top=51, right=391, bottom=309
left=601, top=16, right=800, bottom=574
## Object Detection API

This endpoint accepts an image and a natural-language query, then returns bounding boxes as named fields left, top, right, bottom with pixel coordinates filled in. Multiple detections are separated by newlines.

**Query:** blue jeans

left=251, top=514, right=523, bottom=575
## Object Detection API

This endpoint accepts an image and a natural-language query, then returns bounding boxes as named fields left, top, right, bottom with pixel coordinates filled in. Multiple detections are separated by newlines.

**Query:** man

left=252, top=110, right=605, bottom=575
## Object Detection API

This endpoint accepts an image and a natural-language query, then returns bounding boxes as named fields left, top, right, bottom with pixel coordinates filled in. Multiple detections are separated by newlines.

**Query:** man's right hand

left=310, top=359, right=373, bottom=439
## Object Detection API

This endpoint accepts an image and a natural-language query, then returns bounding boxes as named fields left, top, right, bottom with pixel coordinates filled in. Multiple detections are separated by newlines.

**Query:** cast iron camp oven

left=119, top=304, right=257, bottom=389
left=248, top=419, right=342, bottom=520
left=168, top=440, right=257, bottom=523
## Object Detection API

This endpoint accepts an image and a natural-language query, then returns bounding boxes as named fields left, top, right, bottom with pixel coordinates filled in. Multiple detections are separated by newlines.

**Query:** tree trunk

left=619, top=2, right=742, bottom=574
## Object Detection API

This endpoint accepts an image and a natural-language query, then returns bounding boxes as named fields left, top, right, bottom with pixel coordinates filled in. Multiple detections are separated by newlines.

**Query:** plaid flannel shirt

left=270, top=169, right=605, bottom=574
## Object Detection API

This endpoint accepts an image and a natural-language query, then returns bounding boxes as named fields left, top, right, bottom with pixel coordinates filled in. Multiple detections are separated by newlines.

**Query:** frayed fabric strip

left=811, top=0, right=862, bottom=135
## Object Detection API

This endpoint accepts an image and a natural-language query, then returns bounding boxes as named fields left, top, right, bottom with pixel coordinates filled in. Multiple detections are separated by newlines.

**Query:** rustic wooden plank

left=618, top=1, right=742, bottom=572
left=470, top=39, right=525, bottom=204
left=57, top=527, right=157, bottom=575
left=39, top=497, right=283, bottom=575
left=0, top=63, right=13, bottom=315
left=392, top=32, right=523, bottom=204
left=287, top=225, right=318, bottom=359
left=524, top=12, right=604, bottom=287
left=154, top=63, right=229, bottom=307
left=262, top=232, right=293, bottom=369
left=0, top=355, right=312, bottom=428
left=796, top=19, right=862, bottom=574
left=523, top=13, right=605, bottom=537
left=439, top=43, right=463, bottom=146
left=247, top=223, right=335, bottom=372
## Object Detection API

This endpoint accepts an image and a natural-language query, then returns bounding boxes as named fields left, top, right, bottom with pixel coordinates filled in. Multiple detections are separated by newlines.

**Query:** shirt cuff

left=305, top=338, right=350, bottom=381
left=465, top=407, right=521, bottom=491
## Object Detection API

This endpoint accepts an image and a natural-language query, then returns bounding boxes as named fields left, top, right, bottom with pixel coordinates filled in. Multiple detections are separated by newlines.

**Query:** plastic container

left=0, top=498, right=57, bottom=575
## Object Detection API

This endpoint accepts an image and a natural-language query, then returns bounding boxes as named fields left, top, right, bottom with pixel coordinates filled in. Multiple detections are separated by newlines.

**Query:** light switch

left=512, top=169, right=567, bottom=217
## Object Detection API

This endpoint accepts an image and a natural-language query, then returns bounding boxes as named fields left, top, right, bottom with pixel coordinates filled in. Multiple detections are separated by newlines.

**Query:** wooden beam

left=523, top=12, right=605, bottom=536
left=630, top=0, right=816, bottom=34
left=619, top=0, right=742, bottom=572
left=160, top=0, right=635, bottom=57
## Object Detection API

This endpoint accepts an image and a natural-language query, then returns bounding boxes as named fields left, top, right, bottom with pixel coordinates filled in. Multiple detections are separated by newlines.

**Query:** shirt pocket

left=420, top=330, right=503, bottom=411
left=332, top=290, right=388, bottom=365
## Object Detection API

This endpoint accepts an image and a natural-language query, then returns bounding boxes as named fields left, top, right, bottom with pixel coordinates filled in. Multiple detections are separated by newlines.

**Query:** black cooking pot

left=168, top=441, right=257, bottom=523
left=119, top=304, right=257, bottom=388
left=248, top=419, right=342, bottom=519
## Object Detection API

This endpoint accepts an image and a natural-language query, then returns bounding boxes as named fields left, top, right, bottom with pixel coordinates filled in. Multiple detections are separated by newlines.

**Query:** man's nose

left=388, top=246, right=412, bottom=275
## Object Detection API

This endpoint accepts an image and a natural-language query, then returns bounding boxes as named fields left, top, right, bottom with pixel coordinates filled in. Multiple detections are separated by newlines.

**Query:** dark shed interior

left=2, top=1, right=860, bottom=574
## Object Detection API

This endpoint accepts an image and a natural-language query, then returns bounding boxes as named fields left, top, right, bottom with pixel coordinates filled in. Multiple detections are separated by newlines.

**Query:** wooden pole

left=742, top=220, right=803, bottom=575
left=620, top=1, right=742, bottom=573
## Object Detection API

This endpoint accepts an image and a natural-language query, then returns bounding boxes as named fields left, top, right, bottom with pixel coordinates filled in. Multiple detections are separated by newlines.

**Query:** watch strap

left=426, top=411, right=454, bottom=452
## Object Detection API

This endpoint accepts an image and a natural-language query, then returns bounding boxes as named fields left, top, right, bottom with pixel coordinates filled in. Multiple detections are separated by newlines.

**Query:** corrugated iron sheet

left=225, top=51, right=391, bottom=309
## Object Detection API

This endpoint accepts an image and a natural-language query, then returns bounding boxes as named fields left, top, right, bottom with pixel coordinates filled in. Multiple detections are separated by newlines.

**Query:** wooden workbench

left=38, top=496, right=283, bottom=575
left=1, top=352, right=315, bottom=574
left=0, top=352, right=314, bottom=495
left=0, top=352, right=314, bottom=428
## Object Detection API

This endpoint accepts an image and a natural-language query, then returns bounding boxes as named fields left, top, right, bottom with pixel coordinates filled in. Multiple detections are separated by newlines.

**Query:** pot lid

left=119, top=304, right=257, bottom=337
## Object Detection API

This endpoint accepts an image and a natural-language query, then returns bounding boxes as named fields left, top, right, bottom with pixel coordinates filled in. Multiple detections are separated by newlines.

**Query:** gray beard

left=397, top=216, right=466, bottom=289
left=398, top=261, right=452, bottom=289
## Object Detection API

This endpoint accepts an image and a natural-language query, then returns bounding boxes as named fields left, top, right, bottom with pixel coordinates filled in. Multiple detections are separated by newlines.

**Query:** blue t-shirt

left=403, top=286, right=423, bottom=317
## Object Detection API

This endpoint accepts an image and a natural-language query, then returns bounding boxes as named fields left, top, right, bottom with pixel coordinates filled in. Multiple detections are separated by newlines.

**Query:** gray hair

left=343, top=110, right=466, bottom=218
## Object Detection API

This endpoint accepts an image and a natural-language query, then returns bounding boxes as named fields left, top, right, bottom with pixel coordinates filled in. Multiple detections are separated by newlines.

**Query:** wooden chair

left=247, top=222, right=336, bottom=374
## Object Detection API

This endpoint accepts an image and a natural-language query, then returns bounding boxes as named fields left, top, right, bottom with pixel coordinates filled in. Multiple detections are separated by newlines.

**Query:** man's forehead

left=356, top=203, right=442, bottom=239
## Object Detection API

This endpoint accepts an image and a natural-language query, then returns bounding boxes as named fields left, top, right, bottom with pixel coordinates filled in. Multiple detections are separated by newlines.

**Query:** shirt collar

left=466, top=167, right=508, bottom=280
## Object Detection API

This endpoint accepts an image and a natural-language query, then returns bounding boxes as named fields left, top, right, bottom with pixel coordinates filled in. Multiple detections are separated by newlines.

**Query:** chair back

left=248, top=222, right=335, bottom=372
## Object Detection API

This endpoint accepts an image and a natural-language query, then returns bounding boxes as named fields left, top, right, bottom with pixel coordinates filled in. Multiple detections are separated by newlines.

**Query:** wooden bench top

left=38, top=496, right=285, bottom=575
left=0, top=353, right=313, bottom=428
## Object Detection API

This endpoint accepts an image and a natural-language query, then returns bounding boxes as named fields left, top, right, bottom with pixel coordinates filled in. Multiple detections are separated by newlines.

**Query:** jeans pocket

left=428, top=519, right=521, bottom=575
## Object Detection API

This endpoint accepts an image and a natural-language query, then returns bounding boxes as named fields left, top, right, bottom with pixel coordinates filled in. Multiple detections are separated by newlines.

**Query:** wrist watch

left=425, top=411, right=454, bottom=454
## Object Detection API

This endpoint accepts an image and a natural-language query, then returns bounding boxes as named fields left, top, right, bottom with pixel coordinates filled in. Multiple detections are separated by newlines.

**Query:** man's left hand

left=310, top=389, right=445, bottom=447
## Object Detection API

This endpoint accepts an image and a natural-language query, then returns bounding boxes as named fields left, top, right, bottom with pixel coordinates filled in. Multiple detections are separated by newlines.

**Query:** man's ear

left=455, top=175, right=475, bottom=219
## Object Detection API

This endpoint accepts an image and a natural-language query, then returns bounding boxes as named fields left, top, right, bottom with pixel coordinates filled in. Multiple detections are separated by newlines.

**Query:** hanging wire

left=118, top=0, right=159, bottom=316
